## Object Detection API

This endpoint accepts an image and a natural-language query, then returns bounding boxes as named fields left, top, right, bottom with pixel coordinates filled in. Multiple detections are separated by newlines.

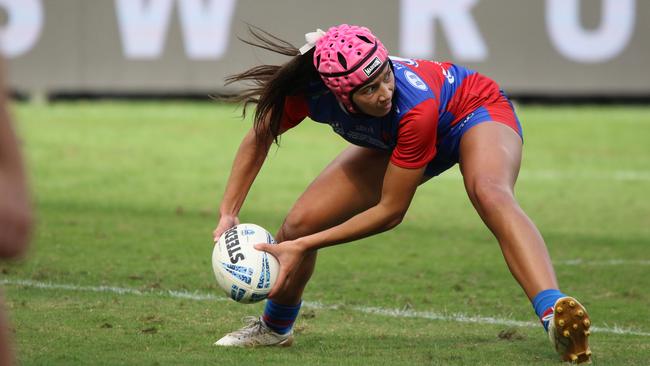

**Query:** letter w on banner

left=115, top=0, right=236, bottom=60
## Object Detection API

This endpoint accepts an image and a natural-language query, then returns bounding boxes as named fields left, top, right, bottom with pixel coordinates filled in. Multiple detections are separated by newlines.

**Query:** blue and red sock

left=532, top=288, right=567, bottom=332
left=262, top=299, right=301, bottom=335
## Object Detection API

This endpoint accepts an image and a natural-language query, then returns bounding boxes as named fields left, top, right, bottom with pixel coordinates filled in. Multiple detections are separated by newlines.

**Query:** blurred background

left=4, top=0, right=650, bottom=101
left=1, top=1, right=650, bottom=364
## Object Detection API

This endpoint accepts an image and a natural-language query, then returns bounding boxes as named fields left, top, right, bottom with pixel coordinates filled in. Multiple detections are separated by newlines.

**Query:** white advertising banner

left=3, top=0, right=649, bottom=95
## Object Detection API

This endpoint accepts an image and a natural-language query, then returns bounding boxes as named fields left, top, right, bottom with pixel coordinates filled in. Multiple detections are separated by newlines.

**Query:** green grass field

left=2, top=101, right=649, bottom=365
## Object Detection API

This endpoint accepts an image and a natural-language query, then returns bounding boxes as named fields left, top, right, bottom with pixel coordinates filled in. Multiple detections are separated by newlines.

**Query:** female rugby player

left=212, top=24, right=591, bottom=363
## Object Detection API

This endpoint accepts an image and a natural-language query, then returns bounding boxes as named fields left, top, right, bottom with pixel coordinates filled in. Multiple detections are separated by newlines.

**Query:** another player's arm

left=0, top=57, right=32, bottom=258
left=298, top=162, right=425, bottom=250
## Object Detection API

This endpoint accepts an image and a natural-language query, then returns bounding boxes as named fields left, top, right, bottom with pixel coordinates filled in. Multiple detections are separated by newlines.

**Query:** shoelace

left=230, top=316, right=265, bottom=337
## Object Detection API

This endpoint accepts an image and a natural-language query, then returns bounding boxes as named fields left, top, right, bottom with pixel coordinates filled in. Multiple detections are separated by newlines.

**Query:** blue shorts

left=424, top=96, right=523, bottom=178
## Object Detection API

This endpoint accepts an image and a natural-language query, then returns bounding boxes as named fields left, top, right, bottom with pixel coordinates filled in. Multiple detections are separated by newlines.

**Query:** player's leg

left=459, top=120, right=591, bottom=363
left=272, top=145, right=390, bottom=304
left=459, top=121, right=556, bottom=298
left=215, top=145, right=390, bottom=347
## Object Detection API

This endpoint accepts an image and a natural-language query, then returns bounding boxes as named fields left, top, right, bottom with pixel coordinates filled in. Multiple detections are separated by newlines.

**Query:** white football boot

left=214, top=316, right=294, bottom=347
left=547, top=297, right=592, bottom=363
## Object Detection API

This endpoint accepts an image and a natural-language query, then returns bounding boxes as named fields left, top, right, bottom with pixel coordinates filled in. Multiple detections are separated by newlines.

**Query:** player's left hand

left=254, top=240, right=307, bottom=299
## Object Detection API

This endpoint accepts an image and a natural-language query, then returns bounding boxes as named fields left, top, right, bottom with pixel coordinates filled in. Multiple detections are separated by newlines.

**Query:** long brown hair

left=224, top=25, right=320, bottom=144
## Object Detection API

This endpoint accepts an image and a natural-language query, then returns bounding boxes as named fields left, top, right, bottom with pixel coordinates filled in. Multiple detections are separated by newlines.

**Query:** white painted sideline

left=2, top=278, right=649, bottom=337
left=0, top=279, right=650, bottom=337
left=556, top=259, right=650, bottom=266
left=0, top=278, right=223, bottom=302
left=436, top=169, right=650, bottom=182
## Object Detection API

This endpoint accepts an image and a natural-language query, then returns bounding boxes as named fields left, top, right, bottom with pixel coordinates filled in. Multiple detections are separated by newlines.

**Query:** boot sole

left=553, top=297, right=592, bottom=363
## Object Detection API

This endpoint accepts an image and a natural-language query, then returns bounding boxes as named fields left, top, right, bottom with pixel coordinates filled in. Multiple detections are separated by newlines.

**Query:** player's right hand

left=213, top=215, right=239, bottom=244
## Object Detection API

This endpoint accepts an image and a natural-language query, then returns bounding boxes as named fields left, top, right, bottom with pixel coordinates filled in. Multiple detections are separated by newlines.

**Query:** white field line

left=0, top=278, right=224, bottom=302
left=2, top=278, right=649, bottom=337
left=437, top=170, right=650, bottom=182
left=556, top=259, right=650, bottom=266
left=518, top=170, right=650, bottom=182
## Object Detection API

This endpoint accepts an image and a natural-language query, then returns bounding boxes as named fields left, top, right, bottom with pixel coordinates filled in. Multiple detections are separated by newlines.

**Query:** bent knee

left=466, top=178, right=516, bottom=212
left=277, top=209, right=322, bottom=242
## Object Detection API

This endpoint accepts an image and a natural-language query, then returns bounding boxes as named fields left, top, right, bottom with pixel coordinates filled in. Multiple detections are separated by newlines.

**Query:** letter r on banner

left=399, top=0, right=487, bottom=61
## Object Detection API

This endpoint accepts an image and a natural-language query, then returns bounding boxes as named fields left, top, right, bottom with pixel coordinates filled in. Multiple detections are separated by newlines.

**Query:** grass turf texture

left=2, top=101, right=649, bottom=365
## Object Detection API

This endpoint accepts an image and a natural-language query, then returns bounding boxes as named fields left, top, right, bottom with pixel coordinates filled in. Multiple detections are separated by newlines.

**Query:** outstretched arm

left=214, top=93, right=308, bottom=242
left=299, top=163, right=425, bottom=249
left=213, top=126, right=275, bottom=242
left=258, top=162, right=426, bottom=297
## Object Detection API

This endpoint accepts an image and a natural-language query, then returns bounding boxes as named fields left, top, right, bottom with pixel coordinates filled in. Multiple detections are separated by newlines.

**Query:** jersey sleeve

left=390, top=99, right=438, bottom=169
left=279, top=94, right=309, bottom=131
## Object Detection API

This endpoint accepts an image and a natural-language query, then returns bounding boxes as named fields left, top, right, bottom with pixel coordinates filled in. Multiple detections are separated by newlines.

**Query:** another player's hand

left=254, top=240, right=308, bottom=299
left=0, top=177, right=32, bottom=258
left=213, top=215, right=239, bottom=243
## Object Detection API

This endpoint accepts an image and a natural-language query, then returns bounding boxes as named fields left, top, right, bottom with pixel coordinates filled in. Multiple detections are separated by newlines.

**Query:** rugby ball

left=212, top=223, right=279, bottom=303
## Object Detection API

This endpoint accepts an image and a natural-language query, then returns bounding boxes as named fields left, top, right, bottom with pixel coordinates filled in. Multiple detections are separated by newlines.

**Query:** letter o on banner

left=546, top=0, right=636, bottom=63
left=0, top=0, right=43, bottom=58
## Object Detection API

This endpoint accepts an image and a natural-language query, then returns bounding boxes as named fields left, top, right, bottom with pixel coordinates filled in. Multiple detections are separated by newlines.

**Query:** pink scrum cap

left=309, top=24, right=389, bottom=113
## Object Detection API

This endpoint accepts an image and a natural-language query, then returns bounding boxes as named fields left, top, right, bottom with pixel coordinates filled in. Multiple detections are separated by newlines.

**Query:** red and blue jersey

left=281, top=57, right=521, bottom=174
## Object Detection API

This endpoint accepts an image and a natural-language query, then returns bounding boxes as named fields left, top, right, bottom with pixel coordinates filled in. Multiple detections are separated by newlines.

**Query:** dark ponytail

left=224, top=25, right=320, bottom=144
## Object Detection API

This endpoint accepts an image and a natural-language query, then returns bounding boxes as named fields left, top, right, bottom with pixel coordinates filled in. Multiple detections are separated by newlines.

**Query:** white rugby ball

left=212, top=223, right=279, bottom=303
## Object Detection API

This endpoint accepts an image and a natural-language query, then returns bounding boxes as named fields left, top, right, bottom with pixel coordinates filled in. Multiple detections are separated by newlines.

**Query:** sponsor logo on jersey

left=458, top=112, right=475, bottom=129
left=404, top=70, right=428, bottom=91
left=363, top=56, right=383, bottom=77
left=442, top=68, right=455, bottom=84
left=435, top=62, right=455, bottom=84
left=389, top=56, right=418, bottom=67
